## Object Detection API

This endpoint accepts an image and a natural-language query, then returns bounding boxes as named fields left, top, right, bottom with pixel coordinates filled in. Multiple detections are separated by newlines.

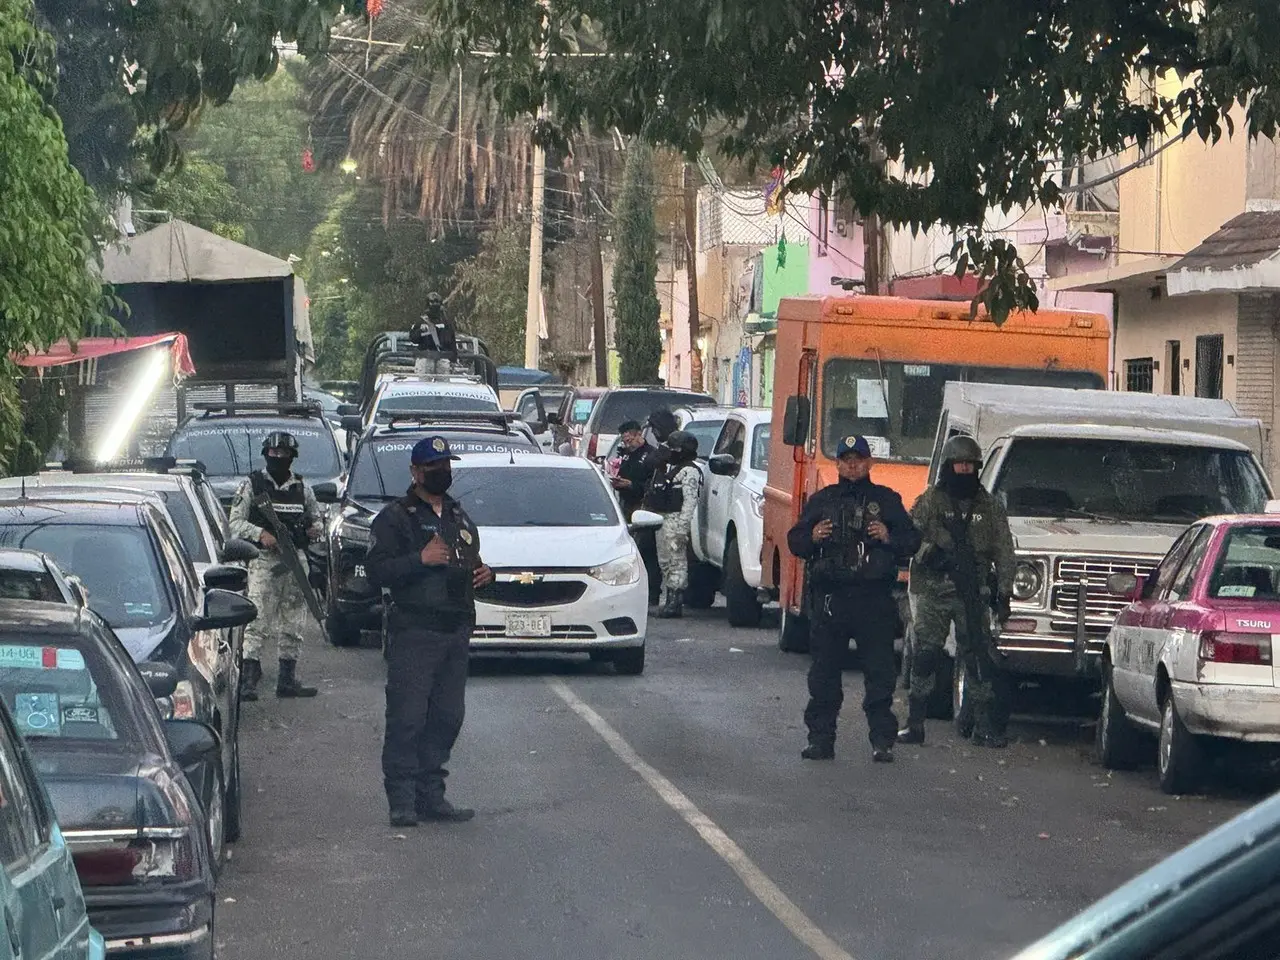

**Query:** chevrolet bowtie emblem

left=515, top=572, right=542, bottom=585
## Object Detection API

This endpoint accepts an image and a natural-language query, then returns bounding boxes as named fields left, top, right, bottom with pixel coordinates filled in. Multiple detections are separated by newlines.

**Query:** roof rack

left=193, top=401, right=323, bottom=418
left=44, top=457, right=209, bottom=477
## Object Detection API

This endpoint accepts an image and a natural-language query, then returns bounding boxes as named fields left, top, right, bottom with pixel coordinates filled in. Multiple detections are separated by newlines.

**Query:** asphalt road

left=216, top=606, right=1273, bottom=960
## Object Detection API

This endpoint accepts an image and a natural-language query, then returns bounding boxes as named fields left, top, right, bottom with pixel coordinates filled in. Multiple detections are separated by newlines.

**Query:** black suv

left=0, top=495, right=257, bottom=853
left=326, top=413, right=541, bottom=645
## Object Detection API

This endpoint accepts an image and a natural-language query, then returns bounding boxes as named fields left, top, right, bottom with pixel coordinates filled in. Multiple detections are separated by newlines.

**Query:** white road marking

left=547, top=679, right=856, bottom=960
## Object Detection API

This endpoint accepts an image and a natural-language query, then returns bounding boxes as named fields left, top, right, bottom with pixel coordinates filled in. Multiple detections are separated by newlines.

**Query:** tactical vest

left=644, top=463, right=696, bottom=515
left=248, top=470, right=309, bottom=542
left=808, top=494, right=896, bottom=586
left=390, top=495, right=482, bottom=616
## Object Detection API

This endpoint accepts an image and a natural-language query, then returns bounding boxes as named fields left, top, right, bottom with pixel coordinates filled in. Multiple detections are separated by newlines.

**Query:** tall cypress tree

left=612, top=142, right=662, bottom=385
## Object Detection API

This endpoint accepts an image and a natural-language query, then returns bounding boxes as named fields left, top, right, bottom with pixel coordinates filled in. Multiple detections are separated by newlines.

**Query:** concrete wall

left=1114, top=291, right=1238, bottom=397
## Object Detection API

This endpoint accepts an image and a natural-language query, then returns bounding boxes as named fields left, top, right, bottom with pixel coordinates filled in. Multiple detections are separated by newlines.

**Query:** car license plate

left=505, top=613, right=551, bottom=637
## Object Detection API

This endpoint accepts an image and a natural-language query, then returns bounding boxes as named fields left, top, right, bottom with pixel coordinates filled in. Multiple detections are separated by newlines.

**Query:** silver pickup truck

left=918, top=382, right=1274, bottom=723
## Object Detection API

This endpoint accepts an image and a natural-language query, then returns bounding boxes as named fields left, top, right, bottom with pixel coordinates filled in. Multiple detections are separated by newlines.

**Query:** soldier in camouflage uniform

left=229, top=431, right=324, bottom=701
left=645, top=430, right=702, bottom=618
left=900, top=435, right=1016, bottom=748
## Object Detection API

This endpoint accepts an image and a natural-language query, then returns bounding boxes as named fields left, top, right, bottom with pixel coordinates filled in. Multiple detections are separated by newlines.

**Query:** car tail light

left=1198, top=631, right=1273, bottom=665
left=586, top=434, right=599, bottom=459
left=71, top=829, right=199, bottom=887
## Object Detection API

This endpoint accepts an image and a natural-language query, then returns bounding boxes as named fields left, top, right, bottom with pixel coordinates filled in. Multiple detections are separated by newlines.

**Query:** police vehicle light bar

left=45, top=456, right=209, bottom=476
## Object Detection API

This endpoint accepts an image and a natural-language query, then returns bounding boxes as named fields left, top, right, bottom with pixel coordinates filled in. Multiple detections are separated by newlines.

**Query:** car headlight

left=748, top=491, right=764, bottom=518
left=1011, top=560, right=1044, bottom=602
left=590, top=552, right=642, bottom=586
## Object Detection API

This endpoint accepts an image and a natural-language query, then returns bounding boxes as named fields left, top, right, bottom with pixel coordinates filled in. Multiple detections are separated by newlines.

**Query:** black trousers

left=382, top=619, right=471, bottom=810
left=635, top=528, right=661, bottom=602
left=804, top=589, right=900, bottom=750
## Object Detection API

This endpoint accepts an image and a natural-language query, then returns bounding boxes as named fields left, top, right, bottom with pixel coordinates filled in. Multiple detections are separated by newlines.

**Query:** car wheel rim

left=1159, top=703, right=1173, bottom=775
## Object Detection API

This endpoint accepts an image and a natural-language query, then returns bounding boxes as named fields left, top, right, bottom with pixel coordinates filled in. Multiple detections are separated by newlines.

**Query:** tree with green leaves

left=450, top=223, right=533, bottom=366
left=1, top=0, right=114, bottom=471
left=136, top=156, right=249, bottom=241
left=414, top=0, right=1280, bottom=322
left=612, top=143, right=661, bottom=385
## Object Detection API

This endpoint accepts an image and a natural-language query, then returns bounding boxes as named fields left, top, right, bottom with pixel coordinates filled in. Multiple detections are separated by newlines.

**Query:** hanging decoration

left=302, top=126, right=315, bottom=173
left=366, top=0, right=383, bottom=17
left=763, top=166, right=786, bottom=215
left=776, top=231, right=787, bottom=269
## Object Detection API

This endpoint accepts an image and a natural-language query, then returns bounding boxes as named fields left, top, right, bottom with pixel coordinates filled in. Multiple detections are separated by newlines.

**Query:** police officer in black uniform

left=365, top=436, right=494, bottom=827
left=788, top=435, right=921, bottom=763
left=610, top=420, right=662, bottom=602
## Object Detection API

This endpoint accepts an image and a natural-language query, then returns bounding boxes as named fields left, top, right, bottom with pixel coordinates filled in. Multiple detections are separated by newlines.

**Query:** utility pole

left=864, top=214, right=882, bottom=295
left=588, top=177, right=608, bottom=386
left=683, top=163, right=702, bottom=392
left=523, top=0, right=551, bottom=370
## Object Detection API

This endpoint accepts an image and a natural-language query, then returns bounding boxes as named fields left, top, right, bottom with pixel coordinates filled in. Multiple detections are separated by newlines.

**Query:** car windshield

left=0, top=524, right=171, bottom=628
left=684, top=420, right=726, bottom=458
left=1208, top=526, right=1280, bottom=600
left=452, top=468, right=620, bottom=527
left=593, top=391, right=717, bottom=434
left=992, top=439, right=1270, bottom=522
left=751, top=424, right=771, bottom=472
left=349, top=437, right=539, bottom=500
left=821, top=359, right=1104, bottom=461
left=0, top=633, right=140, bottom=743
left=375, top=393, right=501, bottom=421
left=0, top=570, right=63, bottom=603
left=169, top=421, right=343, bottom=480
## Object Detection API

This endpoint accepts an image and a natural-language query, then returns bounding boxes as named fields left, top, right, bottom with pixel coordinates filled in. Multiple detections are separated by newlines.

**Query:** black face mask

left=265, top=455, right=293, bottom=482
left=941, top=469, right=980, bottom=499
left=418, top=469, right=453, bottom=496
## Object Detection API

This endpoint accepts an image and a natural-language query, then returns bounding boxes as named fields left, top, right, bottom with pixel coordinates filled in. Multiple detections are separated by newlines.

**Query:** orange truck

left=761, top=295, right=1110, bottom=651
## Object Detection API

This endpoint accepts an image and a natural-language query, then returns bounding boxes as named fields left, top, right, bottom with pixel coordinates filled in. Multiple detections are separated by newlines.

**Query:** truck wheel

left=952, top=657, right=975, bottom=737
left=723, top=541, right=762, bottom=628
left=929, top=654, right=955, bottom=721
left=685, top=561, right=719, bottom=609
left=1096, top=662, right=1142, bottom=770
left=1158, top=694, right=1204, bottom=795
left=778, top=606, right=810, bottom=654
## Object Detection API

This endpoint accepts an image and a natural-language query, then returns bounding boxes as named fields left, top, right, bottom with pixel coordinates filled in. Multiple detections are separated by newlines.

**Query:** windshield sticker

left=590, top=513, right=610, bottom=522
left=1219, top=585, right=1257, bottom=597
left=856, top=379, right=890, bottom=419
left=56, top=649, right=85, bottom=670
left=61, top=705, right=99, bottom=725
left=865, top=436, right=891, bottom=458
left=123, top=602, right=155, bottom=617
left=14, top=693, right=59, bottom=734
left=903, top=365, right=932, bottom=377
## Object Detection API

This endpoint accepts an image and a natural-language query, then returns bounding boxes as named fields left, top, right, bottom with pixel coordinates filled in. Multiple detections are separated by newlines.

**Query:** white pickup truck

left=686, top=408, right=773, bottom=627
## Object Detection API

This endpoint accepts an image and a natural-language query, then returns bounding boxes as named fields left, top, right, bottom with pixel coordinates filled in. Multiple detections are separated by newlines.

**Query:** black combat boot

left=872, top=744, right=895, bottom=763
left=241, top=658, right=262, bottom=702
left=801, top=740, right=835, bottom=761
left=276, top=659, right=318, bottom=698
left=417, top=797, right=475, bottom=823
left=389, top=808, right=419, bottom=828
left=897, top=699, right=927, bottom=745
left=656, top=588, right=684, bottom=619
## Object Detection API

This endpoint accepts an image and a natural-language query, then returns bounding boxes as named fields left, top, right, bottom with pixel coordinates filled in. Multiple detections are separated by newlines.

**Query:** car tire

left=225, top=733, right=243, bottom=844
left=325, top=589, right=362, bottom=647
left=1158, top=694, right=1204, bottom=795
left=685, top=561, right=718, bottom=609
left=613, top=646, right=645, bottom=676
left=206, top=764, right=227, bottom=874
left=952, top=657, right=975, bottom=738
left=929, top=654, right=955, bottom=721
left=723, top=541, right=762, bottom=628
left=1096, top=662, right=1142, bottom=770
left=778, top=605, right=810, bottom=654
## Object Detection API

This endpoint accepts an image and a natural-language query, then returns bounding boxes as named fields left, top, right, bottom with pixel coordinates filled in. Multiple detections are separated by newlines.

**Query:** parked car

left=0, top=547, right=87, bottom=607
left=362, top=376, right=502, bottom=425
left=577, top=387, right=718, bottom=463
left=165, top=402, right=345, bottom=508
left=0, top=600, right=218, bottom=958
left=451, top=454, right=662, bottom=674
left=0, top=495, right=256, bottom=848
left=690, top=408, right=773, bottom=626
left=561, top=387, right=607, bottom=445
left=1098, top=512, right=1280, bottom=794
left=326, top=416, right=543, bottom=646
left=1009, top=786, right=1280, bottom=960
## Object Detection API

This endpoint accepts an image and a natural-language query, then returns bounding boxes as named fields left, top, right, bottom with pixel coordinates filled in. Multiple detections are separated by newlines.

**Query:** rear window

left=751, top=424, right=771, bottom=472
left=683, top=419, right=726, bottom=458
left=0, top=571, right=63, bottom=604
left=569, top=397, right=598, bottom=425
left=593, top=392, right=717, bottom=434
left=0, top=637, right=140, bottom=742
left=1209, top=526, right=1280, bottom=599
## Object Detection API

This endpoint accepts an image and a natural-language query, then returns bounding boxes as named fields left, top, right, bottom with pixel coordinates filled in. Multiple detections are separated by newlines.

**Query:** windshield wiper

left=1055, top=506, right=1129, bottom=525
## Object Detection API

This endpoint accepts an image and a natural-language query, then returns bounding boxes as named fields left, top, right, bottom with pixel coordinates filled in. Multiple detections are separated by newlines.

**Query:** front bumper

left=1171, top=680, right=1280, bottom=742
left=472, top=571, right=647, bottom=652
left=90, top=889, right=213, bottom=958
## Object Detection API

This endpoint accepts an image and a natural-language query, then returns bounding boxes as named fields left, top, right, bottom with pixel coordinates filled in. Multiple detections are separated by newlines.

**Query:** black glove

left=918, top=543, right=951, bottom=572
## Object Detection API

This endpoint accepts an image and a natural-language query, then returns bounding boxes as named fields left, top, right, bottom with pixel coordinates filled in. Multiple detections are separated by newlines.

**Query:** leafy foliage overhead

left=416, top=0, right=1280, bottom=321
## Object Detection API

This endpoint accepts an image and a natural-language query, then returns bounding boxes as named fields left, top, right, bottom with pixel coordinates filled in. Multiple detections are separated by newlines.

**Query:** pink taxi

left=1097, top=513, right=1280, bottom=794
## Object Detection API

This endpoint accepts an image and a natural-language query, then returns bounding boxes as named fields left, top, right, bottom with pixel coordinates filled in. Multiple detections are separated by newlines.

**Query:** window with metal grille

left=1196, top=334, right=1224, bottom=399
left=1125, top=357, right=1155, bottom=392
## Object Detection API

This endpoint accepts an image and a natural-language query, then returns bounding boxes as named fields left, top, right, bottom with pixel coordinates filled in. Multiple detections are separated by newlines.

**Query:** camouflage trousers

left=656, top=517, right=691, bottom=591
left=243, top=553, right=316, bottom=661
left=910, top=585, right=1010, bottom=735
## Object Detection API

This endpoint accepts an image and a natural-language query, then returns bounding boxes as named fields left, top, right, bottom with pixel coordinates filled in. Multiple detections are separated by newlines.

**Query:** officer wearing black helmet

left=645, top=429, right=702, bottom=618
left=365, top=436, right=494, bottom=827
left=788, top=435, right=921, bottom=763
left=229, top=431, right=324, bottom=700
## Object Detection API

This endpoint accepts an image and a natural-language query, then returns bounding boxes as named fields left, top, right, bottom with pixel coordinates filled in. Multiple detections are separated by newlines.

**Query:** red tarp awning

left=13, top=333, right=196, bottom=377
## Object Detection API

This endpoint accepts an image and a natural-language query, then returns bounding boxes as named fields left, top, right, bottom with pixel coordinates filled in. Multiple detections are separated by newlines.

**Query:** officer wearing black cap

left=787, top=435, right=921, bottom=763
left=365, top=436, right=494, bottom=827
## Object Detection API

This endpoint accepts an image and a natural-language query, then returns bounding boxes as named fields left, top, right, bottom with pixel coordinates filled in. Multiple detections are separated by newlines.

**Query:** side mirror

left=163, top=719, right=220, bottom=768
left=1107, top=572, right=1142, bottom=600
left=313, top=481, right=340, bottom=504
left=781, top=396, right=810, bottom=447
left=194, top=588, right=258, bottom=631
left=340, top=414, right=364, bottom=434
left=137, top=661, right=178, bottom=699
left=708, top=454, right=739, bottom=477
left=628, top=509, right=665, bottom=532
left=336, top=403, right=360, bottom=417
left=218, top=538, right=260, bottom=564
left=203, top=564, right=249, bottom=593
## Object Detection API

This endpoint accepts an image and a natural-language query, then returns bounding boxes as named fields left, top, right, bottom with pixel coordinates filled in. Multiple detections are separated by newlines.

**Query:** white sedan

left=452, top=455, right=660, bottom=674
